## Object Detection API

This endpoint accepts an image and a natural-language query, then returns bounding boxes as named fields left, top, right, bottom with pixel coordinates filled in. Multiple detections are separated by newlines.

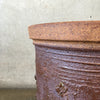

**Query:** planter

left=28, top=21, right=100, bottom=100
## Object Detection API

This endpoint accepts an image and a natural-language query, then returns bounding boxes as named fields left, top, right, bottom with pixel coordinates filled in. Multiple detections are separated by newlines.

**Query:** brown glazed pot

left=28, top=21, right=100, bottom=100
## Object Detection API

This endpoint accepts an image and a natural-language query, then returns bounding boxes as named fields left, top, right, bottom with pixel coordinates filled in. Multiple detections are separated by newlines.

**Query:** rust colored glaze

left=28, top=21, right=100, bottom=100
left=29, top=21, right=100, bottom=42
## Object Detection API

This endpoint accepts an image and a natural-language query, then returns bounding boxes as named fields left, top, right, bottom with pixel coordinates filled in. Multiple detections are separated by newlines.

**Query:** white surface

left=0, top=0, right=100, bottom=88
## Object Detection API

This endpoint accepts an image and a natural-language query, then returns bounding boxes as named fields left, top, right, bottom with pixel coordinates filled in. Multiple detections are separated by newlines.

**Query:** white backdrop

left=0, top=0, right=100, bottom=88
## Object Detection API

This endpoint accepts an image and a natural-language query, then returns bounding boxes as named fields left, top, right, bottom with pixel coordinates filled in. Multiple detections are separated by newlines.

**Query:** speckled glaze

left=28, top=21, right=100, bottom=100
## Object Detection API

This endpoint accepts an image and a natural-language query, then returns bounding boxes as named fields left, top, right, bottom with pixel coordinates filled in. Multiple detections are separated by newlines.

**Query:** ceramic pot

left=28, top=21, right=100, bottom=100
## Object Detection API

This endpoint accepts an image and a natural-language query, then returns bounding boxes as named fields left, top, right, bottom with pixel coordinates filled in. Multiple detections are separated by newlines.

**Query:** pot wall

left=35, top=44, right=100, bottom=100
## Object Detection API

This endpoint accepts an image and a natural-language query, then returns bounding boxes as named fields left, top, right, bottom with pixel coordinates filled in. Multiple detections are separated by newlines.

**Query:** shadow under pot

left=28, top=21, right=100, bottom=100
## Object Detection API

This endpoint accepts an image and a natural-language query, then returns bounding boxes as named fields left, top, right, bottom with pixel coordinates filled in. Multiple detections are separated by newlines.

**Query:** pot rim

left=28, top=21, right=100, bottom=42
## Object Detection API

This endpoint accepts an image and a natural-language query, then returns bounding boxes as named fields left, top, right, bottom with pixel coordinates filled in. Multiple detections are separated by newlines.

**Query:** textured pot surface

left=28, top=21, right=100, bottom=100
